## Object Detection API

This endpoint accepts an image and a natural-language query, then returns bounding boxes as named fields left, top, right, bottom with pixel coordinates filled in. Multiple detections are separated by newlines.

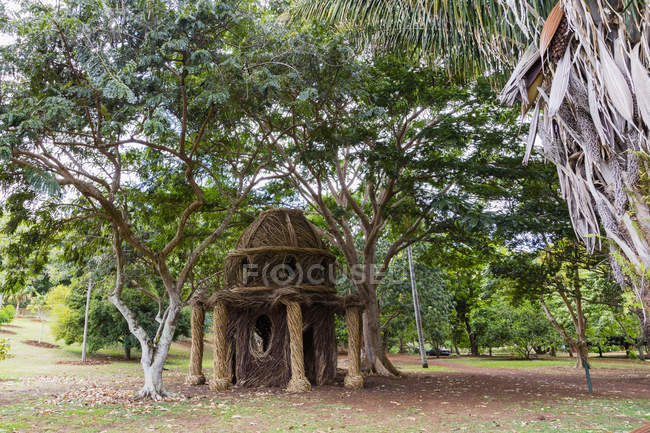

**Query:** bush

left=0, top=338, right=10, bottom=360
left=0, top=305, right=17, bottom=325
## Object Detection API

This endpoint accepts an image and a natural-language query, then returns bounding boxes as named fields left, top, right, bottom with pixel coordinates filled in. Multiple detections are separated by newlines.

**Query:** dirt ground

left=1, top=320, right=649, bottom=432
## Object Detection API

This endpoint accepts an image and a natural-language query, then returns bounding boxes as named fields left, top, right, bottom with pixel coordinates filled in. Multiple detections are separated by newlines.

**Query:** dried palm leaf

left=548, top=47, right=572, bottom=116
left=586, top=74, right=610, bottom=150
left=524, top=100, right=541, bottom=165
left=598, top=33, right=634, bottom=123
left=524, top=73, right=544, bottom=114
left=540, top=2, right=565, bottom=55
left=499, top=42, right=542, bottom=106
left=631, top=44, right=650, bottom=130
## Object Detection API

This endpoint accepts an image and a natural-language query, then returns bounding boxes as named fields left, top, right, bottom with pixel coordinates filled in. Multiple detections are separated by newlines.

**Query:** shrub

left=0, top=338, right=10, bottom=360
left=0, top=305, right=17, bottom=325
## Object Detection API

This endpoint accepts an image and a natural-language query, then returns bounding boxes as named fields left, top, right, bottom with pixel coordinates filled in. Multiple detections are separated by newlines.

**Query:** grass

left=1, top=318, right=649, bottom=433
left=434, top=356, right=650, bottom=371
left=0, top=317, right=210, bottom=379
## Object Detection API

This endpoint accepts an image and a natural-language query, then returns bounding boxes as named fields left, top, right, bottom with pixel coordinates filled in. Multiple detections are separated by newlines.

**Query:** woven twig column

left=285, top=301, right=311, bottom=392
left=344, top=306, right=364, bottom=389
left=210, top=301, right=231, bottom=391
left=185, top=303, right=206, bottom=385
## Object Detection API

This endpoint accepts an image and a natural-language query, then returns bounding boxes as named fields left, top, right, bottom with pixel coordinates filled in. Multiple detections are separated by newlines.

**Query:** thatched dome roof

left=223, top=208, right=335, bottom=291
left=234, top=208, right=324, bottom=250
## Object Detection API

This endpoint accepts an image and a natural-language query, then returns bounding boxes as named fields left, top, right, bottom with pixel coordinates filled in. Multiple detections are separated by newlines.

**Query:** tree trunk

left=398, top=337, right=405, bottom=354
left=362, top=300, right=400, bottom=376
left=124, top=344, right=131, bottom=360
left=635, top=342, right=645, bottom=361
left=136, top=326, right=177, bottom=400
left=109, top=293, right=181, bottom=400
left=38, top=313, right=44, bottom=344
left=540, top=296, right=579, bottom=364
left=550, top=346, right=556, bottom=357
left=453, top=342, right=460, bottom=355
left=576, top=341, right=589, bottom=368
left=489, top=346, right=492, bottom=357
left=140, top=361, right=165, bottom=400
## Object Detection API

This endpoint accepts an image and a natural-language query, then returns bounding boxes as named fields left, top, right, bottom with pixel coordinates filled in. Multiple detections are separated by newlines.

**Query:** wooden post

left=407, top=245, right=428, bottom=368
left=81, top=281, right=92, bottom=363
left=285, top=301, right=311, bottom=392
left=344, top=306, right=364, bottom=389
left=185, top=303, right=206, bottom=385
left=210, top=301, right=231, bottom=391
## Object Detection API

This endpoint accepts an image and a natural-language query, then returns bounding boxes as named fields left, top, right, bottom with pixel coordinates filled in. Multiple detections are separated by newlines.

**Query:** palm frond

left=290, top=0, right=555, bottom=80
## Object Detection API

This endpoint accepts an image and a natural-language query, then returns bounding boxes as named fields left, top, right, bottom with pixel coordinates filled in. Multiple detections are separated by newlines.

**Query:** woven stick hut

left=188, top=208, right=364, bottom=392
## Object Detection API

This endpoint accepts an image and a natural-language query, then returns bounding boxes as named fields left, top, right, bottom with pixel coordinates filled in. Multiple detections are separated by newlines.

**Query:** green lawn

left=433, top=356, right=650, bottom=371
left=1, top=318, right=649, bottom=433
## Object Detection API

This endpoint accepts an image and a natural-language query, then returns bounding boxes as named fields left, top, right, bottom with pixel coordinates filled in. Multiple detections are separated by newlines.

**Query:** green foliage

left=379, top=245, right=454, bottom=351
left=290, top=0, right=554, bottom=81
left=508, top=302, right=559, bottom=359
left=469, top=301, right=512, bottom=351
left=0, top=337, right=9, bottom=361
left=48, top=281, right=191, bottom=356
left=0, top=304, right=16, bottom=325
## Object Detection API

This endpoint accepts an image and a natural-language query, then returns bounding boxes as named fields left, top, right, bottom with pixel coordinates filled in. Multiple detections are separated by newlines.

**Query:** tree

left=509, top=301, right=559, bottom=359
left=499, top=0, right=650, bottom=339
left=47, top=280, right=191, bottom=360
left=493, top=238, right=623, bottom=366
left=0, top=338, right=9, bottom=361
left=253, top=45, right=522, bottom=373
left=470, top=301, right=513, bottom=356
left=0, top=305, right=16, bottom=326
left=291, top=0, right=650, bottom=350
left=28, top=293, right=49, bottom=344
left=377, top=244, right=453, bottom=355
left=7, top=286, right=35, bottom=316
left=0, top=0, right=276, bottom=399
left=289, top=0, right=541, bottom=79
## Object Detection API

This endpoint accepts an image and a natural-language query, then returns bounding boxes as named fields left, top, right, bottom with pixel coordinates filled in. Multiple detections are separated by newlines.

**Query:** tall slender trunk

left=81, top=281, right=92, bottom=362
left=38, top=312, right=44, bottom=343
left=407, top=246, right=428, bottom=368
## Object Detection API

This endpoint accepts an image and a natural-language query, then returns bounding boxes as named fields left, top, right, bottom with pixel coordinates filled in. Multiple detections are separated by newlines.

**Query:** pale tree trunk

left=109, top=231, right=184, bottom=400
left=38, top=311, right=44, bottom=343
left=131, top=302, right=182, bottom=400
